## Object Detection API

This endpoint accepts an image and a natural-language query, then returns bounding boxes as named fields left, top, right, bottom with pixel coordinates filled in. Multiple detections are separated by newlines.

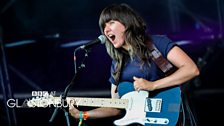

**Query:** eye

left=109, top=20, right=115, bottom=24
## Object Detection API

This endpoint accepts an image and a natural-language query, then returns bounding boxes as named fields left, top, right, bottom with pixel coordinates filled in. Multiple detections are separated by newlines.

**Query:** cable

left=182, top=92, right=198, bottom=126
left=181, top=100, right=185, bottom=126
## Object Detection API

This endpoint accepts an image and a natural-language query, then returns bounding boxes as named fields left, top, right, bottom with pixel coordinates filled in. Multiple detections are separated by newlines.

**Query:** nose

left=104, top=24, right=110, bottom=34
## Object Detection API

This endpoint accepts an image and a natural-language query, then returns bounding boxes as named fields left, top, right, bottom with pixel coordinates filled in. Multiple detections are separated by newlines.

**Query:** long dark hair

left=99, top=3, right=152, bottom=83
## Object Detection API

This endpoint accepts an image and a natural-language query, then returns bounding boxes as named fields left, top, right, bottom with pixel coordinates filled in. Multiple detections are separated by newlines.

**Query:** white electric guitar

left=26, top=82, right=181, bottom=126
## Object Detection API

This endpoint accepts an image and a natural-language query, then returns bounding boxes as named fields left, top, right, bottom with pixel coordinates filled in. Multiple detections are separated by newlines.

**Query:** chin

left=113, top=44, right=122, bottom=49
left=114, top=46, right=121, bottom=49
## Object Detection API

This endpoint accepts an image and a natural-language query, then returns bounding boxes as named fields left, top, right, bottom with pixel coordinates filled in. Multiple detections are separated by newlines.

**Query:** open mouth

left=108, top=34, right=115, bottom=41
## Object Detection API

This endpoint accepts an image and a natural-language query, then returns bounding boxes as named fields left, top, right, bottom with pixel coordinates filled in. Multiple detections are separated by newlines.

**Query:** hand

left=69, top=103, right=80, bottom=119
left=133, top=76, right=156, bottom=91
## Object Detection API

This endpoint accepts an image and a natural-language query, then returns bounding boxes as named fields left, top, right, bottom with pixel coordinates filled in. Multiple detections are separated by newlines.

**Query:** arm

left=133, top=46, right=200, bottom=91
left=69, top=84, right=121, bottom=119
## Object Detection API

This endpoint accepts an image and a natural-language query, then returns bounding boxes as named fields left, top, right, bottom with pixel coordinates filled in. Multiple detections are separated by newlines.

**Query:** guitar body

left=115, top=82, right=181, bottom=126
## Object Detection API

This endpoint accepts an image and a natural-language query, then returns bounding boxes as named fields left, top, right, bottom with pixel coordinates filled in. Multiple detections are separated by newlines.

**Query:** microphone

left=75, top=35, right=106, bottom=51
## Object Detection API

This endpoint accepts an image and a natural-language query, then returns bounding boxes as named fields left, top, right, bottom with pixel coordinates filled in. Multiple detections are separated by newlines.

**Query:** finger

left=69, top=104, right=74, bottom=110
left=134, top=84, right=140, bottom=92
left=69, top=99, right=77, bottom=108
left=68, top=105, right=76, bottom=117
left=133, top=76, right=138, bottom=80
left=138, top=87, right=142, bottom=92
left=133, top=82, right=137, bottom=89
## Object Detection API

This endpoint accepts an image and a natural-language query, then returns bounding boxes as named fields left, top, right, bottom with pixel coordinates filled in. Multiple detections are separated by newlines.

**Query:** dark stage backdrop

left=0, top=0, right=224, bottom=126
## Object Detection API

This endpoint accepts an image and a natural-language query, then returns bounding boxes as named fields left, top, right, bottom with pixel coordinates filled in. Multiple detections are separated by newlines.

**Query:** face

left=104, top=20, right=128, bottom=50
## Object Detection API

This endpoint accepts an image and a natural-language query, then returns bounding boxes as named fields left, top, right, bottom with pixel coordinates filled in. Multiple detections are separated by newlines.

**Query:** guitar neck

left=55, top=97, right=128, bottom=109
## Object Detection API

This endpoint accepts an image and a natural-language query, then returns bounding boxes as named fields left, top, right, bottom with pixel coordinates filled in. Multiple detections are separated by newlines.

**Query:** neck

left=122, top=43, right=129, bottom=51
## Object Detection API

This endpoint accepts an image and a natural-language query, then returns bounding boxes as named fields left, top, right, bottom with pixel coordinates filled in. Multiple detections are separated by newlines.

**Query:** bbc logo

left=32, top=91, right=56, bottom=97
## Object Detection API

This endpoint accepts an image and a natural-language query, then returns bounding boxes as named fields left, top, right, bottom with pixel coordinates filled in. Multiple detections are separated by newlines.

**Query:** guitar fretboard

left=56, top=97, right=129, bottom=109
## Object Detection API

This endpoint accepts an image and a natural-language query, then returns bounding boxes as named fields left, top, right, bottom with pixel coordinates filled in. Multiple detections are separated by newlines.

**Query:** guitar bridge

left=145, top=117, right=169, bottom=125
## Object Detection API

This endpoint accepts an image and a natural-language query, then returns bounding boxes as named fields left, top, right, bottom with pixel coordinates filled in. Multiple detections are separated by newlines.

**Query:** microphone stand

left=49, top=48, right=90, bottom=126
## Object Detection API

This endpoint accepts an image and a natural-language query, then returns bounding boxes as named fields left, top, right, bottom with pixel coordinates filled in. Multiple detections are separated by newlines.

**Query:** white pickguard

left=114, top=91, right=148, bottom=126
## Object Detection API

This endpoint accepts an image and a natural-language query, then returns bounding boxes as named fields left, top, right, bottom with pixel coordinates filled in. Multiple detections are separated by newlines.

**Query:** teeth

left=108, top=34, right=114, bottom=38
left=107, top=34, right=115, bottom=41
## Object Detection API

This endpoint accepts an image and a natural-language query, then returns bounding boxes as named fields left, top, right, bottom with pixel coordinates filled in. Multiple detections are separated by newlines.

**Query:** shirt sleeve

left=152, top=35, right=177, bottom=58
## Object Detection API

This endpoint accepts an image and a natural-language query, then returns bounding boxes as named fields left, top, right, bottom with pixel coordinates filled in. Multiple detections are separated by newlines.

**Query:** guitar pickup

left=144, top=98, right=162, bottom=113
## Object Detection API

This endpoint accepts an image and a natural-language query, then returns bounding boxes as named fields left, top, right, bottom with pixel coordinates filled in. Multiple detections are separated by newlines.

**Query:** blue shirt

left=109, top=35, right=177, bottom=85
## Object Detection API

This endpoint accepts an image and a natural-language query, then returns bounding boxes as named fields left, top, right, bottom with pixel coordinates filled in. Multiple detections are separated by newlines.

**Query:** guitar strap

left=146, top=40, right=177, bottom=76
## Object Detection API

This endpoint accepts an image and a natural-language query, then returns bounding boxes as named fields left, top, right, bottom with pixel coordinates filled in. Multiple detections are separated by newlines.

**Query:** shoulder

left=151, top=35, right=177, bottom=58
left=151, top=35, right=173, bottom=45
